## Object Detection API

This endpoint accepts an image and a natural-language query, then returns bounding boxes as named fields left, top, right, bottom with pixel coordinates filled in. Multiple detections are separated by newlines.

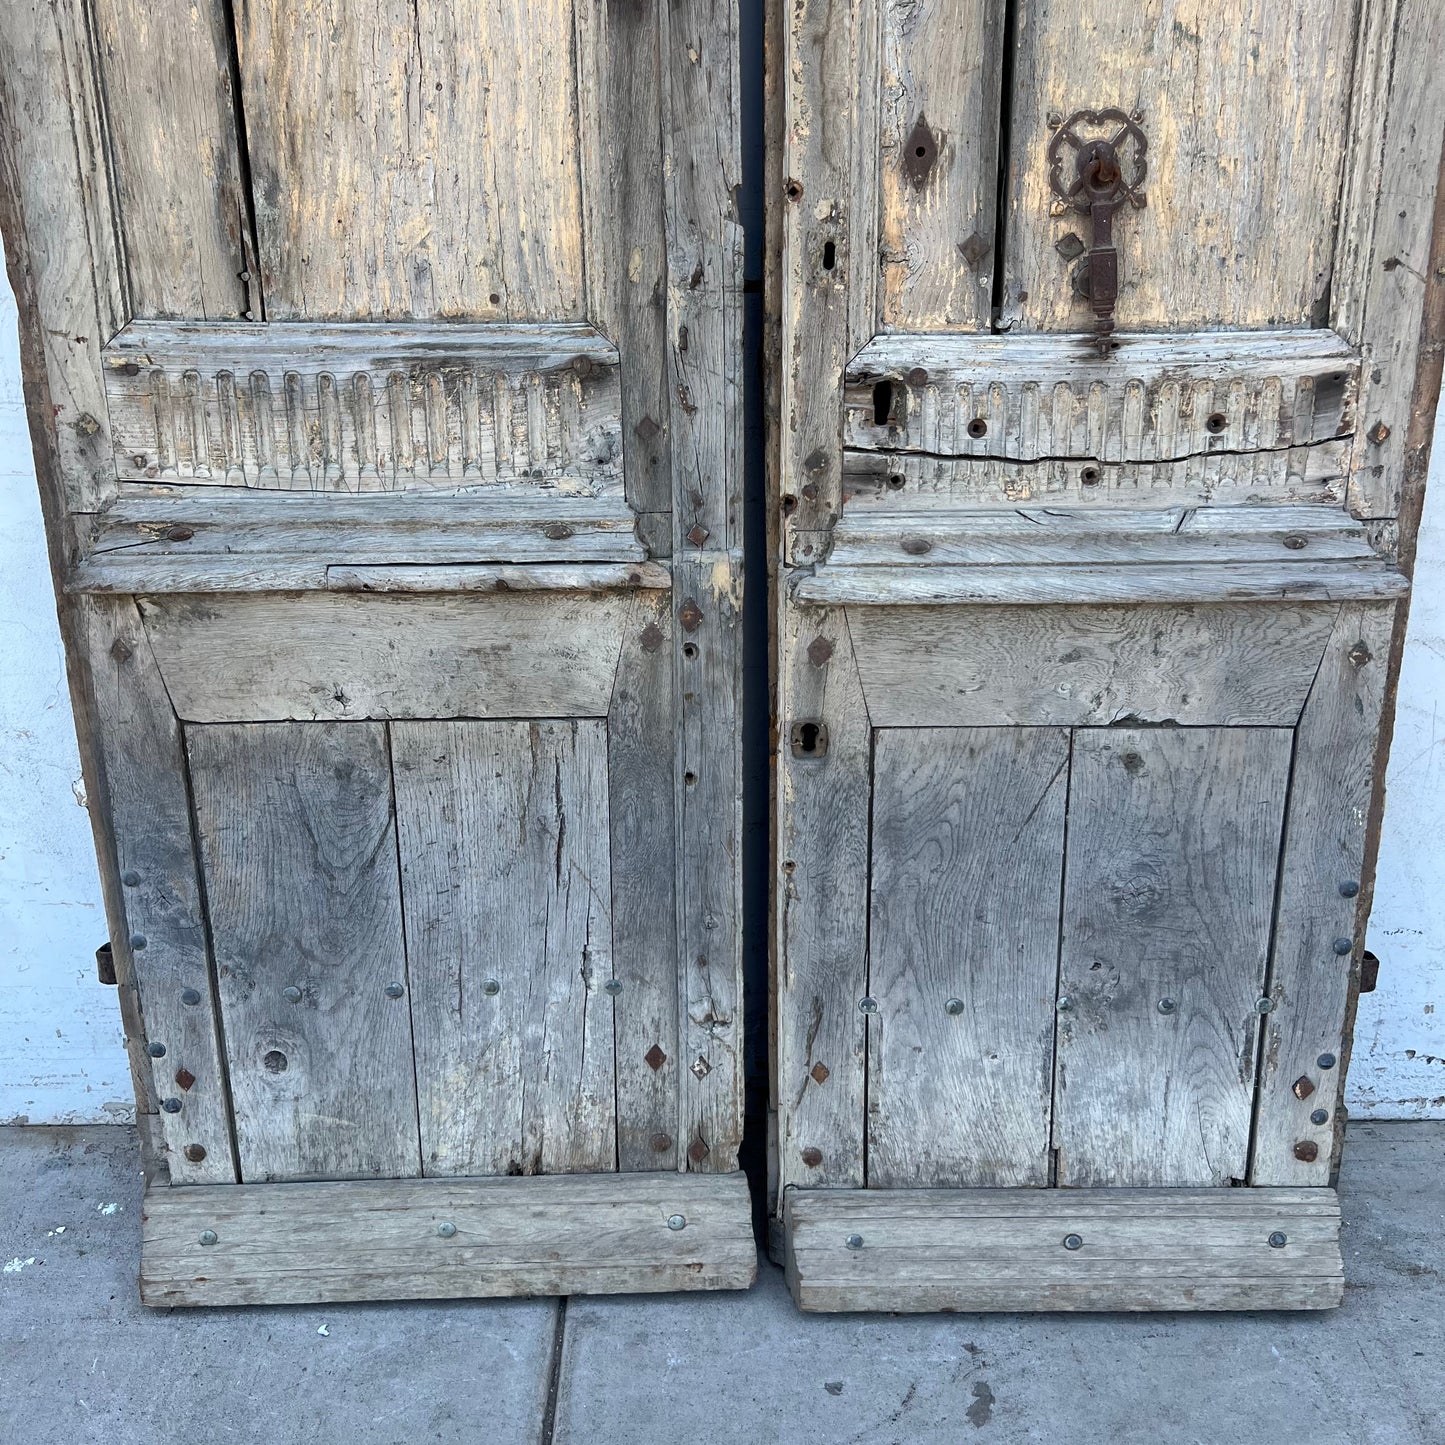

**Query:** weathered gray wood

left=1252, top=603, right=1397, bottom=1185
left=1000, top=0, right=1357, bottom=333
left=138, top=592, right=635, bottom=722
left=783, top=1187, right=1343, bottom=1312
left=845, top=602, right=1339, bottom=728
left=235, top=0, right=586, bottom=321
left=877, top=0, right=1003, bottom=329
left=92, top=0, right=250, bottom=319
left=187, top=722, right=422, bottom=1183
left=825, top=505, right=1376, bottom=569
left=775, top=606, right=871, bottom=1192
left=868, top=728, right=1068, bottom=1188
left=672, top=555, right=744, bottom=1172
left=777, top=0, right=875, bottom=534
left=82, top=598, right=237, bottom=1185
left=1334, top=0, right=1445, bottom=519
left=392, top=720, right=616, bottom=1177
left=845, top=331, right=1358, bottom=458
left=799, top=560, right=1407, bottom=608
left=0, top=0, right=125, bottom=513
left=142, top=1169, right=757, bottom=1307
left=103, top=322, right=623, bottom=492
left=1054, top=728, right=1292, bottom=1187
left=595, top=0, right=671, bottom=513
left=842, top=440, right=1351, bottom=512
left=326, top=563, right=670, bottom=593
left=607, top=592, right=681, bottom=1171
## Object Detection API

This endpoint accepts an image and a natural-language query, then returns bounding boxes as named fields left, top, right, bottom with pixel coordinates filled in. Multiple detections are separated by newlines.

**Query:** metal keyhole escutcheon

left=1047, top=108, right=1148, bottom=350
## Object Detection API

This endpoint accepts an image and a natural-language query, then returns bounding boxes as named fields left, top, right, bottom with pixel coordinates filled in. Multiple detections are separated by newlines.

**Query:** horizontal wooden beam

left=795, top=560, right=1407, bottom=607
left=783, top=1187, right=1342, bottom=1312
left=142, top=1170, right=757, bottom=1307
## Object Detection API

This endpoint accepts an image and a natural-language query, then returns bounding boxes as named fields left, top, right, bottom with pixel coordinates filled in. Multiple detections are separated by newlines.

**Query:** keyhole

left=790, top=720, right=830, bottom=759
left=872, top=379, right=895, bottom=426
left=822, top=240, right=836, bottom=271
left=799, top=723, right=819, bottom=753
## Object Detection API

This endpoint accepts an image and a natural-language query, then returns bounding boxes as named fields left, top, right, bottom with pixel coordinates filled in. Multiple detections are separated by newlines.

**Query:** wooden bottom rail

left=783, top=1187, right=1343, bottom=1313
left=142, top=1170, right=757, bottom=1307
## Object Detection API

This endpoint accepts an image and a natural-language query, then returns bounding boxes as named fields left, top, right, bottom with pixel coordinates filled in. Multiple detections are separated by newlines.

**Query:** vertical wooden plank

left=609, top=592, right=680, bottom=1171
left=236, top=0, right=585, bottom=320
left=0, top=0, right=126, bottom=513
left=82, top=598, right=238, bottom=1185
left=660, top=0, right=745, bottom=1171
left=878, top=0, right=1003, bottom=330
left=392, top=720, right=616, bottom=1176
left=592, top=0, right=672, bottom=514
left=1252, top=603, right=1396, bottom=1185
left=867, top=727, right=1068, bottom=1188
left=93, top=0, right=251, bottom=318
left=1054, top=727, right=1292, bottom=1187
left=1000, top=0, right=1357, bottom=333
left=775, top=606, right=871, bottom=1191
left=187, top=722, right=421, bottom=1183
left=1335, top=0, right=1445, bottom=518
left=778, top=0, right=876, bottom=535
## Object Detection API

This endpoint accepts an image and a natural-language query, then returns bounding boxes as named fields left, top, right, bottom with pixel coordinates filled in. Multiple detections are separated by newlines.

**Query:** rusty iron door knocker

left=1047, top=107, right=1148, bottom=351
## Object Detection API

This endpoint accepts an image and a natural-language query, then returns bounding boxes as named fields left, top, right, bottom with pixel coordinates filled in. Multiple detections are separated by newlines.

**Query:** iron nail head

left=1056, top=996, right=1074, bottom=1012
left=845, top=1234, right=864, bottom=1251
left=1063, top=1233, right=1084, bottom=1251
left=384, top=982, right=405, bottom=999
left=1317, top=1053, right=1337, bottom=1070
left=944, top=997, right=965, bottom=1016
left=1255, top=997, right=1275, bottom=1014
left=147, top=1042, right=167, bottom=1058
left=1310, top=1108, right=1329, bottom=1125
left=199, top=1230, right=218, bottom=1247
left=180, top=987, right=202, bottom=1006
left=161, top=1097, right=182, bottom=1113
left=858, top=997, right=878, bottom=1015
left=437, top=1222, right=457, bottom=1239
left=482, top=978, right=501, bottom=996
left=667, top=1214, right=687, bottom=1232
left=1157, top=997, right=1177, bottom=1014
left=1268, top=1231, right=1288, bottom=1249
left=282, top=985, right=303, bottom=1004
left=1332, top=937, right=1354, bottom=956
left=603, top=978, right=623, bottom=997
left=1338, top=880, right=1360, bottom=898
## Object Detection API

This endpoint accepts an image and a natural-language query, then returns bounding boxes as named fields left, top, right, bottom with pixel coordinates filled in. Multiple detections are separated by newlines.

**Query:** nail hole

left=872, top=379, right=895, bottom=427
left=1080, top=465, right=1101, bottom=485
left=781, top=495, right=798, bottom=515
left=1205, top=411, right=1228, bottom=434
left=683, top=642, right=699, bottom=659
left=684, top=771, right=697, bottom=786
left=821, top=240, right=836, bottom=271
left=263, top=1050, right=288, bottom=1073
left=967, top=418, right=988, bottom=439
left=886, top=473, right=905, bottom=490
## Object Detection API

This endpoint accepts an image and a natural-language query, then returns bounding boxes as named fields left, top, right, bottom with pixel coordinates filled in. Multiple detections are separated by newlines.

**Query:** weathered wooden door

left=772, top=0, right=1444, bottom=1309
left=0, top=0, right=754, bottom=1304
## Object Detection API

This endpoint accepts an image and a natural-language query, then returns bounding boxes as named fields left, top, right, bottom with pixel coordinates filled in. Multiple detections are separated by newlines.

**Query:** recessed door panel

left=392, top=719, right=617, bottom=1176
left=1053, top=727, right=1292, bottom=1186
left=187, top=721, right=422, bottom=1184
left=868, top=726, right=1069, bottom=1187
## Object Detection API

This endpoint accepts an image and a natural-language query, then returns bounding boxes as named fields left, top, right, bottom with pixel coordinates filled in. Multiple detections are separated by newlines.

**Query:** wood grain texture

left=1252, top=603, right=1396, bottom=1185
left=392, top=720, right=617, bottom=1177
left=325, top=563, right=670, bottom=593
left=142, top=1170, right=757, bottom=1306
left=845, top=601, right=1338, bottom=728
left=778, top=0, right=877, bottom=533
left=1053, top=728, right=1291, bottom=1187
left=236, top=0, right=585, bottom=321
left=82, top=598, right=237, bottom=1184
left=1000, top=0, right=1356, bottom=334
left=139, top=591, right=634, bottom=722
left=799, top=559, right=1406, bottom=608
left=845, top=331, right=1358, bottom=458
left=877, top=0, right=1003, bottom=328
left=607, top=591, right=681, bottom=1171
left=103, top=322, right=623, bottom=492
left=92, top=0, right=250, bottom=318
left=187, top=722, right=422, bottom=1183
left=842, top=439, right=1352, bottom=512
left=784, top=1187, right=1343, bottom=1312
left=867, top=728, right=1067, bottom=1188
left=775, top=607, right=871, bottom=1191
left=1336, top=0, right=1445, bottom=518
left=0, top=0, right=125, bottom=512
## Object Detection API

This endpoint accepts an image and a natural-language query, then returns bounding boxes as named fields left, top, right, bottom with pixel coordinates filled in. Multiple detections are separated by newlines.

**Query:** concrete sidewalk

left=2, top=1122, right=1441, bottom=1445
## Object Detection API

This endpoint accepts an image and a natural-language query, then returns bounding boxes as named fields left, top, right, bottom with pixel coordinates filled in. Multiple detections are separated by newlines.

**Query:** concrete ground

left=1, top=1122, right=1441, bottom=1445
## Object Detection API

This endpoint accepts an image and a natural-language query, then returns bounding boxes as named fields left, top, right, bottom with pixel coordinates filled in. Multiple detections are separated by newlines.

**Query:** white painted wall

left=0, top=247, right=1442, bottom=1123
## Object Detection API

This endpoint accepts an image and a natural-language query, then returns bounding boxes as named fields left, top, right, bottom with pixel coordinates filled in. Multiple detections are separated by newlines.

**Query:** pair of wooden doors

left=0, top=0, right=754, bottom=1304
left=770, top=0, right=1443, bottom=1310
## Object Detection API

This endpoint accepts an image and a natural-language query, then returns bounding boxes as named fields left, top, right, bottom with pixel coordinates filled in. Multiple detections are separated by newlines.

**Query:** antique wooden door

left=0, top=0, right=754, bottom=1304
left=772, top=0, right=1444, bottom=1309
